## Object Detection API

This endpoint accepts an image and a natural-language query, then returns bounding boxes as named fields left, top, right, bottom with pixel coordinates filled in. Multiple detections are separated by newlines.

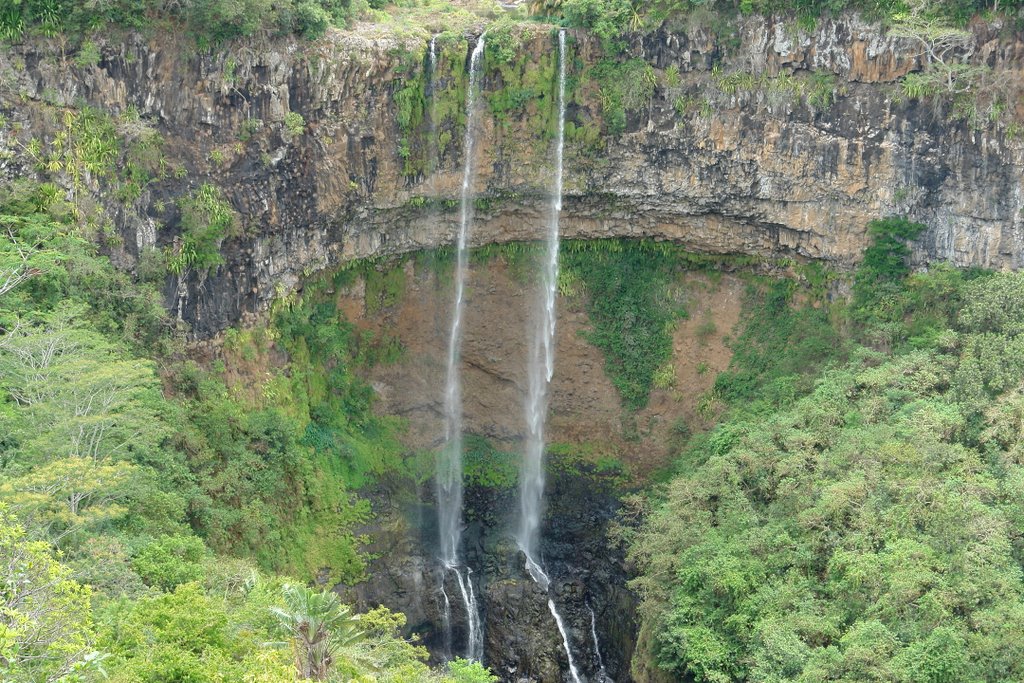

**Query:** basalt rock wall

left=2, top=15, right=1023, bottom=337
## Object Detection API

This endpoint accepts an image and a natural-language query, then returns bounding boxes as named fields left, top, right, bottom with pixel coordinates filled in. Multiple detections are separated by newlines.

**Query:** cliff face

left=2, top=15, right=1024, bottom=337
left=332, top=258, right=742, bottom=680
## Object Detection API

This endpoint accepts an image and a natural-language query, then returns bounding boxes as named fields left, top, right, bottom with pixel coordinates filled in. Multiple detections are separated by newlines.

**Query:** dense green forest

left=0, top=180, right=493, bottom=680
left=624, top=228, right=1024, bottom=681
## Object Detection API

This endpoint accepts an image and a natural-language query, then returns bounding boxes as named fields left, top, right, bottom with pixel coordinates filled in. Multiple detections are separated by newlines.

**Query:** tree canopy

left=628, top=254, right=1024, bottom=682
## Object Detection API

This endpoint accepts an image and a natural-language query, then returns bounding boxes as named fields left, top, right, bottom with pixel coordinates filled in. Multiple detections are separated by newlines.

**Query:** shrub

left=284, top=111, right=306, bottom=136
left=852, top=217, right=927, bottom=315
left=74, top=40, right=101, bottom=67
left=131, top=534, right=207, bottom=590
left=561, top=0, right=633, bottom=53
left=294, top=1, right=330, bottom=39
left=168, top=183, right=237, bottom=275
left=187, top=0, right=276, bottom=45
left=447, top=658, right=500, bottom=683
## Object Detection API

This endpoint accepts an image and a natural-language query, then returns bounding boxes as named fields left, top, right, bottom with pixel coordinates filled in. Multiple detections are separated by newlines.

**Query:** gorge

left=4, top=4, right=1024, bottom=683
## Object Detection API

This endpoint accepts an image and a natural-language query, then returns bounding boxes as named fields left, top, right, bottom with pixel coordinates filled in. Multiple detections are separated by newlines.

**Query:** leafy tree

left=112, top=583, right=228, bottom=654
left=957, top=271, right=1024, bottom=337
left=0, top=504, right=101, bottom=682
left=890, top=0, right=977, bottom=92
left=334, top=605, right=436, bottom=681
left=0, top=206, right=68, bottom=301
left=96, top=581, right=277, bottom=683
left=68, top=535, right=148, bottom=599
left=130, top=534, right=207, bottom=591
left=0, top=182, right=187, bottom=552
left=0, top=305, right=170, bottom=539
left=0, top=456, right=138, bottom=537
left=445, top=658, right=500, bottom=683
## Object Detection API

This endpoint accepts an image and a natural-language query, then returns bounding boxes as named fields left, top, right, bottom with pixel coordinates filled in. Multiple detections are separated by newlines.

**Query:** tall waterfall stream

left=437, top=34, right=486, bottom=663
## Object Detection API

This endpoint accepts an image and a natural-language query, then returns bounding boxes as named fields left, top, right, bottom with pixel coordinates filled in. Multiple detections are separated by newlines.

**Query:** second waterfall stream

left=517, top=29, right=583, bottom=683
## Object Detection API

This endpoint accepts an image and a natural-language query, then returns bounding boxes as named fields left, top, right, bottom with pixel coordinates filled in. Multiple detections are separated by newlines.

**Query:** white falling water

left=517, top=28, right=568, bottom=584
left=517, top=29, right=580, bottom=683
left=427, top=35, right=455, bottom=663
left=440, top=582, right=453, bottom=661
left=549, top=599, right=583, bottom=683
left=437, top=34, right=486, bottom=663
left=455, top=567, right=484, bottom=660
left=428, top=33, right=452, bottom=663
left=588, top=602, right=609, bottom=682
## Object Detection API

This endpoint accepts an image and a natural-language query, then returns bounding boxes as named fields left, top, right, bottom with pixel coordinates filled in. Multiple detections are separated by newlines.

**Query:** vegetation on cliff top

left=5, top=0, right=1020, bottom=57
left=0, top=0, right=357, bottom=43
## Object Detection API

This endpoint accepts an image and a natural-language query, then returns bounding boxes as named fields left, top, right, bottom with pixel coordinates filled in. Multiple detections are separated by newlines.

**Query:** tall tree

left=0, top=504, right=101, bottom=682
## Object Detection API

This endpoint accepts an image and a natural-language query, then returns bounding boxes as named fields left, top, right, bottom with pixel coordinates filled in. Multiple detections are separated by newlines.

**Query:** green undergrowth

left=392, top=34, right=470, bottom=176
left=459, top=435, right=631, bottom=491
left=363, top=264, right=408, bottom=314
left=392, top=25, right=573, bottom=175
left=712, top=279, right=842, bottom=413
left=561, top=239, right=687, bottom=409
left=424, top=238, right=765, bottom=411
left=708, top=217, right=979, bottom=422
left=2, top=0, right=358, bottom=46
left=585, top=58, right=656, bottom=135
left=483, top=25, right=563, bottom=144
left=351, top=237, right=816, bottom=414
left=271, top=276, right=414, bottom=490
left=553, top=0, right=1021, bottom=52
left=547, top=441, right=631, bottom=489
left=462, top=435, right=519, bottom=489
left=0, top=176, right=408, bottom=645
left=560, top=239, right=773, bottom=411
left=169, top=183, right=238, bottom=275
left=22, top=105, right=174, bottom=229
left=619, top=216, right=1024, bottom=683
left=0, top=177, right=434, bottom=590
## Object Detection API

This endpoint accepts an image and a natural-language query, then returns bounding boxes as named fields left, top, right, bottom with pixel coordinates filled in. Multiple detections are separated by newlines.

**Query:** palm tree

left=270, top=584, right=365, bottom=680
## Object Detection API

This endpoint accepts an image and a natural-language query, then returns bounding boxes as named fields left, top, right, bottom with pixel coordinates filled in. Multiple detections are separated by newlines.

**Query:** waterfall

left=436, top=33, right=486, bottom=663
left=516, top=29, right=581, bottom=683
left=428, top=35, right=437, bottom=77
left=588, top=602, right=609, bottom=682
left=440, top=582, right=452, bottom=661
left=454, top=567, right=484, bottom=660
left=517, top=27, right=568, bottom=584
left=428, top=36, right=454, bottom=663
left=549, top=599, right=583, bottom=683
